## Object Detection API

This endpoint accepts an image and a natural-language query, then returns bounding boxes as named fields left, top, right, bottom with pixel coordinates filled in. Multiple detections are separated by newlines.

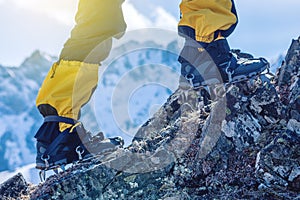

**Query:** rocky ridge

left=1, top=37, right=300, bottom=199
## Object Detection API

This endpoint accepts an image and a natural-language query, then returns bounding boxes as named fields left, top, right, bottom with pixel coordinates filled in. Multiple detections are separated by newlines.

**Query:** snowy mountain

left=2, top=37, right=299, bottom=200
left=0, top=36, right=182, bottom=174
left=0, top=51, right=55, bottom=172
left=0, top=164, right=40, bottom=185
left=94, top=36, right=182, bottom=144
left=0, top=33, right=283, bottom=178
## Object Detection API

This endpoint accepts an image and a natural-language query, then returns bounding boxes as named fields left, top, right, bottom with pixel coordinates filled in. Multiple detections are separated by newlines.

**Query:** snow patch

left=0, top=163, right=40, bottom=185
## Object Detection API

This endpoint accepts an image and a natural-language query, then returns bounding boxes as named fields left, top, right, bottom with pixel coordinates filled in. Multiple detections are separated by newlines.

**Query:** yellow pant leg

left=178, top=0, right=238, bottom=43
left=36, top=60, right=99, bottom=120
left=36, top=0, right=127, bottom=131
left=60, top=0, right=126, bottom=63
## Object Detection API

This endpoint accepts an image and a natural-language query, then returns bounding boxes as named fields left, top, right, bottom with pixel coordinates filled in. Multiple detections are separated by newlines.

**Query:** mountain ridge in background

left=1, top=37, right=299, bottom=199
left=0, top=38, right=288, bottom=187
left=0, top=38, right=182, bottom=174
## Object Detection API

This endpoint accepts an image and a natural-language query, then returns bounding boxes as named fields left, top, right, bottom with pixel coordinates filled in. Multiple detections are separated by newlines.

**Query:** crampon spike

left=76, top=146, right=85, bottom=161
left=39, top=170, right=46, bottom=182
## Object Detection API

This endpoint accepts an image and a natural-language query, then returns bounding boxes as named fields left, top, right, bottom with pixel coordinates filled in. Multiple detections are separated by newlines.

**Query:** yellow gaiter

left=36, top=60, right=99, bottom=129
left=35, top=0, right=127, bottom=132
left=179, top=0, right=237, bottom=43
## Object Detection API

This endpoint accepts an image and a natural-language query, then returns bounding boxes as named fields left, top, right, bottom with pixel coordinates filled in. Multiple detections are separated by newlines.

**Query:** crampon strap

left=42, top=116, right=82, bottom=165
left=44, top=115, right=77, bottom=125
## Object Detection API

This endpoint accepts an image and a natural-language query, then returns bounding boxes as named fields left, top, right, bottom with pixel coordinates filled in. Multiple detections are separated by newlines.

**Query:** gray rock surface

left=0, top=173, right=29, bottom=200
left=255, top=37, right=300, bottom=198
left=2, top=37, right=300, bottom=200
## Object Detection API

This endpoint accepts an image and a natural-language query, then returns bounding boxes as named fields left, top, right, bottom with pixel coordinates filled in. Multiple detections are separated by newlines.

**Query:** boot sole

left=195, top=63, right=269, bottom=89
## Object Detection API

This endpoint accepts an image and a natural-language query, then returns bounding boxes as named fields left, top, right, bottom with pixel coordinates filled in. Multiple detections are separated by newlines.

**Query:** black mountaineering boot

left=35, top=115, right=84, bottom=169
left=35, top=105, right=124, bottom=182
left=179, top=38, right=269, bottom=89
left=35, top=115, right=124, bottom=170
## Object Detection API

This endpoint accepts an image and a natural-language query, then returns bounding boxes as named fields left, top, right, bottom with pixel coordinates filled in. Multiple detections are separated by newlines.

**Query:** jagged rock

left=2, top=37, right=300, bottom=199
left=0, top=173, right=29, bottom=200
left=275, top=36, right=300, bottom=119
left=31, top=75, right=283, bottom=199
left=256, top=129, right=300, bottom=191
left=255, top=37, right=300, bottom=199
left=30, top=162, right=120, bottom=199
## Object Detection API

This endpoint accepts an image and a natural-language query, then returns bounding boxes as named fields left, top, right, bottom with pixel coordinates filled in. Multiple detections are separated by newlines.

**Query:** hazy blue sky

left=0, top=0, right=299, bottom=66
